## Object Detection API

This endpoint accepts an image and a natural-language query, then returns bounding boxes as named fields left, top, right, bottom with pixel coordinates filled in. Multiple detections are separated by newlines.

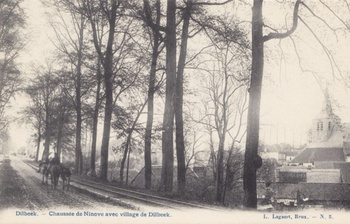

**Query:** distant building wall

left=314, top=161, right=335, bottom=169
left=306, top=169, right=341, bottom=183
left=261, top=152, right=278, bottom=160
left=279, top=171, right=306, bottom=183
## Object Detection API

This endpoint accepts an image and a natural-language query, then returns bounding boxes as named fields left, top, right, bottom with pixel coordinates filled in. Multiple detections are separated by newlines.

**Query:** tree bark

left=175, top=0, right=192, bottom=194
left=92, top=0, right=118, bottom=180
left=35, top=130, right=41, bottom=162
left=143, top=0, right=161, bottom=190
left=90, top=60, right=102, bottom=177
left=56, top=107, right=65, bottom=157
left=75, top=16, right=85, bottom=174
left=161, top=0, right=176, bottom=192
left=243, top=0, right=264, bottom=209
left=216, top=136, right=225, bottom=203
left=42, top=87, right=51, bottom=161
left=144, top=48, right=157, bottom=189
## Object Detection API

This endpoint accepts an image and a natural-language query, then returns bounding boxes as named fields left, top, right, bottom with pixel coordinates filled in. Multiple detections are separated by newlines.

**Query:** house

left=290, top=147, right=346, bottom=167
left=260, top=144, right=302, bottom=165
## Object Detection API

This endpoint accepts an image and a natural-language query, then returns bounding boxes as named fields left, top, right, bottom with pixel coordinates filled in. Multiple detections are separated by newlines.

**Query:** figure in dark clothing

left=46, top=153, right=60, bottom=175
left=37, top=156, right=49, bottom=173
left=50, top=153, right=60, bottom=165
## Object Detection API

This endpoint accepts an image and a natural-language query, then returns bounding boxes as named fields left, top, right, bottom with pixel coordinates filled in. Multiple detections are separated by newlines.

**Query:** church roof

left=291, top=147, right=345, bottom=163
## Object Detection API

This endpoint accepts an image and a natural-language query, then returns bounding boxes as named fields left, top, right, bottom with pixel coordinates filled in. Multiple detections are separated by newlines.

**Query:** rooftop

left=291, top=147, right=345, bottom=163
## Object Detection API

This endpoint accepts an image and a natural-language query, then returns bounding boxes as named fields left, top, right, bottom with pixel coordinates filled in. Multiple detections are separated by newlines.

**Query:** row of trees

left=0, top=0, right=25, bottom=130
left=22, top=0, right=251, bottom=204
left=11, top=0, right=350, bottom=209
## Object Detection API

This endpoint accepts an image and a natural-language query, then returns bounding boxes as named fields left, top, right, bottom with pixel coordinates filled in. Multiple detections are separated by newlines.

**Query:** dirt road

left=0, top=156, right=122, bottom=211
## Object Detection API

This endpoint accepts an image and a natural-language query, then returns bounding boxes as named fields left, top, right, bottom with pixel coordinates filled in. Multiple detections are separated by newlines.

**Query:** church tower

left=311, top=87, right=341, bottom=143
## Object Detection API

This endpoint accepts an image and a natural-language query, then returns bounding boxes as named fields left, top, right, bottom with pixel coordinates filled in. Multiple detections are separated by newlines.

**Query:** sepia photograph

left=0, top=0, right=350, bottom=223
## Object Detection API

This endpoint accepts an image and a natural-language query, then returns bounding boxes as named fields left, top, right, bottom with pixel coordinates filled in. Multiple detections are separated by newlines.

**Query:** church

left=291, top=89, right=350, bottom=166
left=273, top=88, right=350, bottom=208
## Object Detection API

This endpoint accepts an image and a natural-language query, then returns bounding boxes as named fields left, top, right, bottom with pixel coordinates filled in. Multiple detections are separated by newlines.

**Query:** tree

left=201, top=60, right=248, bottom=204
left=82, top=0, right=144, bottom=180
left=25, top=64, right=64, bottom=160
left=112, top=97, right=147, bottom=185
left=189, top=11, right=249, bottom=203
left=21, top=93, right=44, bottom=162
left=160, top=0, right=238, bottom=193
left=142, top=0, right=164, bottom=190
left=174, top=0, right=240, bottom=194
left=243, top=0, right=301, bottom=209
left=0, top=0, right=25, bottom=128
left=52, top=73, right=75, bottom=160
left=174, top=0, right=192, bottom=194
left=84, top=0, right=120, bottom=180
left=161, top=0, right=177, bottom=192
left=89, top=58, right=103, bottom=177
left=223, top=146, right=244, bottom=205
left=49, top=0, right=89, bottom=174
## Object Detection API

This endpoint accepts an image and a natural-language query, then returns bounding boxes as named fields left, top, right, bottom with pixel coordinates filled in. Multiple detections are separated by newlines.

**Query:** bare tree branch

left=263, top=0, right=301, bottom=42
left=299, top=16, right=344, bottom=81
left=320, top=0, right=350, bottom=30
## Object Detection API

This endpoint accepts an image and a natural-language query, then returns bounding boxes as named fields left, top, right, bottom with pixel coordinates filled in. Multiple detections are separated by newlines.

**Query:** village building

left=273, top=89, right=350, bottom=208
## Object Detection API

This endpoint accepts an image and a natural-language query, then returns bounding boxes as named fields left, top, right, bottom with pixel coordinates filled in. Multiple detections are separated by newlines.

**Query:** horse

left=39, top=162, right=49, bottom=185
left=60, top=164, right=71, bottom=190
left=48, top=164, right=60, bottom=190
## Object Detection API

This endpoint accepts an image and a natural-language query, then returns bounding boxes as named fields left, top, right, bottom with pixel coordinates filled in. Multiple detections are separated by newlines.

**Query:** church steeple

left=323, top=85, right=334, bottom=117
left=311, top=85, right=341, bottom=143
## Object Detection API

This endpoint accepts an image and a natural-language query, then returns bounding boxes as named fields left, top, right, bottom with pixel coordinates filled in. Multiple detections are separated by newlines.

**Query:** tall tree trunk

left=222, top=148, right=234, bottom=205
left=243, top=0, right=264, bottom=209
left=216, top=136, right=225, bottom=203
left=243, top=0, right=301, bottom=209
left=144, top=0, right=161, bottom=190
left=90, top=60, right=102, bottom=177
left=161, top=0, right=176, bottom=192
left=175, top=0, right=191, bottom=194
left=209, top=126, right=216, bottom=180
left=98, top=1, right=118, bottom=180
left=56, top=109, right=64, bottom=156
left=216, top=54, right=230, bottom=204
left=76, top=101, right=83, bottom=173
left=76, top=71, right=83, bottom=174
left=35, top=130, right=41, bottom=162
left=42, top=98, right=51, bottom=160
left=144, top=49, right=157, bottom=189
left=126, top=142, right=132, bottom=185
left=75, top=15, right=85, bottom=175
left=100, top=67, right=113, bottom=180
left=42, top=130, right=50, bottom=160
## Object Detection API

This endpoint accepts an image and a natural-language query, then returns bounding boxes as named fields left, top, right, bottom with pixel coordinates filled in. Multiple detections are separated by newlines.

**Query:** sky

left=6, top=0, right=350, bottom=151
left=251, top=0, right=350, bottom=146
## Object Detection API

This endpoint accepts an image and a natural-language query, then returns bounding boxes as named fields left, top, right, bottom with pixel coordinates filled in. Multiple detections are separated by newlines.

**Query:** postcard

left=0, top=0, right=349, bottom=223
